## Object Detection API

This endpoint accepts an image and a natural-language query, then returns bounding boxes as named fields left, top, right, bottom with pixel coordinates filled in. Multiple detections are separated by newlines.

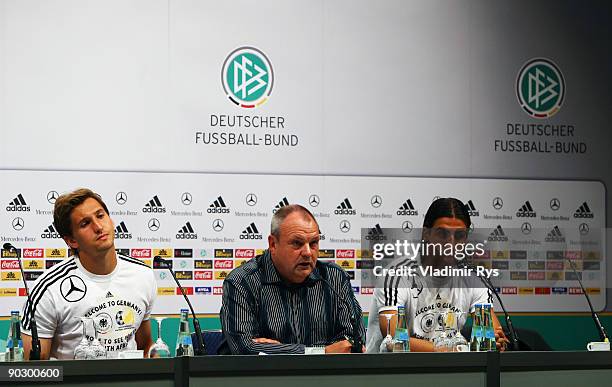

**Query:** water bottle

left=470, top=304, right=483, bottom=352
left=482, top=303, right=496, bottom=351
left=175, top=309, right=194, bottom=356
left=392, top=305, right=410, bottom=352
left=6, top=311, right=24, bottom=362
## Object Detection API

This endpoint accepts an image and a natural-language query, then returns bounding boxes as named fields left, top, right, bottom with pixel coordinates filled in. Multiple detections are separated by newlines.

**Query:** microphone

left=3, top=243, right=41, bottom=360
left=566, top=258, right=608, bottom=342
left=458, top=259, right=520, bottom=351
left=317, top=274, right=363, bottom=353
left=153, top=256, right=206, bottom=355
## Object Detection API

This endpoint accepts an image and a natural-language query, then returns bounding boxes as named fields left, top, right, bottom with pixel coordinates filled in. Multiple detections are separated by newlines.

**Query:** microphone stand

left=4, top=243, right=41, bottom=360
left=154, top=256, right=207, bottom=356
left=320, top=277, right=363, bottom=353
left=566, top=258, right=608, bottom=342
left=459, top=260, right=520, bottom=351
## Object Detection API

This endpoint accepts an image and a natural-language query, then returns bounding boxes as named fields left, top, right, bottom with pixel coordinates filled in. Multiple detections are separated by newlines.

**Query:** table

left=11, top=352, right=612, bottom=387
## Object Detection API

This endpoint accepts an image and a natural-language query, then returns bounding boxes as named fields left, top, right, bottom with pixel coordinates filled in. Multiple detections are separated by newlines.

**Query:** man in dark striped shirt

left=221, top=204, right=365, bottom=354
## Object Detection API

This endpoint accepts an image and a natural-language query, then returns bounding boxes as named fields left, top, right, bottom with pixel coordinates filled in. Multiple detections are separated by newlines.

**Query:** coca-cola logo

left=1, top=260, right=20, bottom=270
left=336, top=249, right=355, bottom=259
left=214, top=260, right=233, bottom=269
left=235, top=249, right=255, bottom=258
left=23, top=249, right=44, bottom=258
left=194, top=271, right=212, bottom=280
left=131, top=249, right=151, bottom=258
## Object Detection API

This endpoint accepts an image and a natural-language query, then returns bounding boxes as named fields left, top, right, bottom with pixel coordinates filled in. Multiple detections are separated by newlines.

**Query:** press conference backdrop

left=0, top=0, right=611, bottom=315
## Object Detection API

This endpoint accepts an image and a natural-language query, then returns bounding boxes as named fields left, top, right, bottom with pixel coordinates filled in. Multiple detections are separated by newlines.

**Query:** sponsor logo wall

left=0, top=171, right=605, bottom=313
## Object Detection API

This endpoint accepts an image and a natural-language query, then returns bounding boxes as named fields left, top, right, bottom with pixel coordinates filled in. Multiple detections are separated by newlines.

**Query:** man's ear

left=63, top=235, right=78, bottom=250
left=421, top=227, right=431, bottom=241
left=268, top=234, right=277, bottom=255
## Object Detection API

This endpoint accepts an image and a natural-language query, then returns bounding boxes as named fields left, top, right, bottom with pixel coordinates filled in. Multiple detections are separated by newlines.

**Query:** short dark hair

left=270, top=204, right=318, bottom=238
left=423, top=197, right=471, bottom=229
left=53, top=188, right=110, bottom=237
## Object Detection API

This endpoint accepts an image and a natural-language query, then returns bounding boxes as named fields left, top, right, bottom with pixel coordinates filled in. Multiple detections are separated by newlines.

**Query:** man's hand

left=495, top=328, right=509, bottom=352
left=325, top=340, right=353, bottom=353
left=252, top=337, right=281, bottom=344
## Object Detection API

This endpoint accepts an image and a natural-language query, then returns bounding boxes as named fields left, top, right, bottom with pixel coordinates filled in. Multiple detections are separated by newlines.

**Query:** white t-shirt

left=21, top=254, right=157, bottom=360
left=366, top=257, right=492, bottom=353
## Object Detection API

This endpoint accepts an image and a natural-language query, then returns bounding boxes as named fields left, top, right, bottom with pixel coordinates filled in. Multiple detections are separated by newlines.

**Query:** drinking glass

left=89, top=318, right=107, bottom=359
left=74, top=317, right=96, bottom=360
left=148, top=317, right=171, bottom=358
left=379, top=313, right=395, bottom=353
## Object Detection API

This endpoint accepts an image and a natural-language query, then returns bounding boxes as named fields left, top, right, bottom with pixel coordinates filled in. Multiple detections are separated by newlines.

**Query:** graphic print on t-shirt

left=82, top=293, right=144, bottom=352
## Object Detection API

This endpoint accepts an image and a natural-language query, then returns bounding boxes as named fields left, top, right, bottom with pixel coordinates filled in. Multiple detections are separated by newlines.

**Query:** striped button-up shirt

left=221, top=250, right=365, bottom=354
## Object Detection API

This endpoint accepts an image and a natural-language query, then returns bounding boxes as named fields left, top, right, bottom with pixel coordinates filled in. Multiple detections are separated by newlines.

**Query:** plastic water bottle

left=392, top=305, right=410, bottom=352
left=482, top=303, right=496, bottom=351
left=6, top=311, right=24, bottom=361
left=470, top=304, right=483, bottom=352
left=175, top=309, right=194, bottom=356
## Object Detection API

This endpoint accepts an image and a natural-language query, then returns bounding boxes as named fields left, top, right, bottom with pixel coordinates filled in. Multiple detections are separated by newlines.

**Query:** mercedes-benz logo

left=579, top=223, right=589, bottom=236
left=550, top=198, right=560, bottom=211
left=309, top=194, right=320, bottom=208
left=181, top=192, right=192, bottom=206
left=370, top=195, right=382, bottom=208
left=148, top=218, right=160, bottom=232
left=12, top=217, right=24, bottom=231
left=339, top=220, right=351, bottom=233
left=521, top=222, right=532, bottom=235
left=116, top=192, right=128, bottom=205
left=402, top=220, right=413, bottom=233
left=60, top=275, right=87, bottom=302
left=246, top=193, right=257, bottom=206
left=492, top=197, right=503, bottom=210
left=47, top=191, right=59, bottom=204
left=212, top=219, right=224, bottom=232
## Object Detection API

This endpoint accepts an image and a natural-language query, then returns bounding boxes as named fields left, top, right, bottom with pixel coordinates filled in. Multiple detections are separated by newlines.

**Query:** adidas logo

left=487, top=225, right=508, bottom=242
left=6, top=193, right=30, bottom=212
left=516, top=201, right=536, bottom=218
left=573, top=202, right=594, bottom=219
left=207, top=196, right=230, bottom=214
left=240, top=222, right=262, bottom=240
left=545, top=225, right=565, bottom=243
left=396, top=199, right=418, bottom=216
left=272, top=197, right=290, bottom=213
left=176, top=221, right=198, bottom=239
left=106, top=291, right=114, bottom=298
left=41, top=224, right=61, bottom=239
left=334, top=198, right=356, bottom=215
left=466, top=200, right=479, bottom=217
left=114, top=221, right=132, bottom=239
left=365, top=224, right=387, bottom=241
left=142, top=195, right=166, bottom=213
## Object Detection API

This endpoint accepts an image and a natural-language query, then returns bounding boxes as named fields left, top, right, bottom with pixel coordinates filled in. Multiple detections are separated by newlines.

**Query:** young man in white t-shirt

left=366, top=198, right=509, bottom=352
left=20, top=188, right=157, bottom=360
